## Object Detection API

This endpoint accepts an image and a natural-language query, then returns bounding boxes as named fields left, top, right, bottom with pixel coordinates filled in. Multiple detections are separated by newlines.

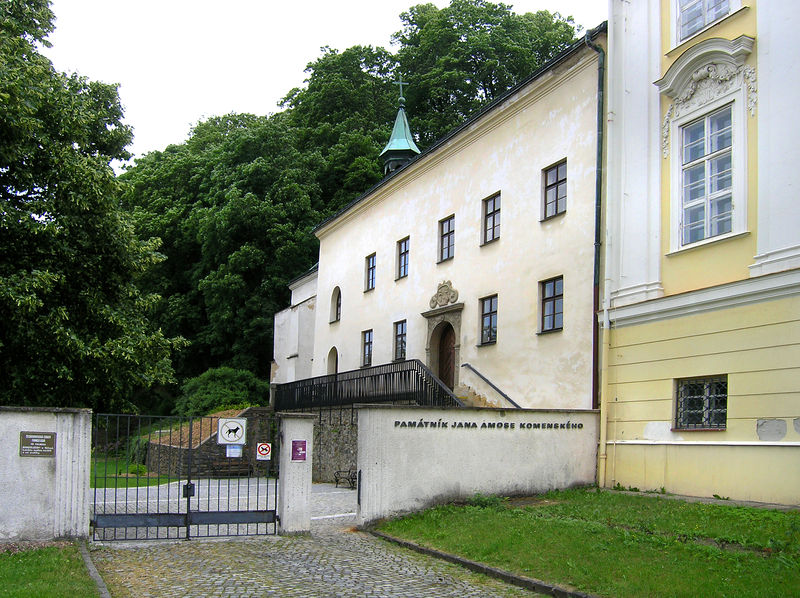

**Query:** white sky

left=43, top=1, right=607, bottom=165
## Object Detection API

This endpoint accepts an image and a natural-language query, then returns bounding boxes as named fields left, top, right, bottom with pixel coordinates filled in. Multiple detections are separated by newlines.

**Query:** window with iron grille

left=439, top=215, right=455, bottom=262
left=680, top=105, right=732, bottom=246
left=483, top=194, right=500, bottom=244
left=543, top=161, right=567, bottom=219
left=397, top=237, right=409, bottom=279
left=540, top=276, right=563, bottom=332
left=676, top=375, right=727, bottom=429
left=679, top=0, right=730, bottom=40
left=394, top=320, right=407, bottom=360
left=480, top=295, right=498, bottom=344
left=362, top=329, right=373, bottom=367
left=365, top=253, right=376, bottom=291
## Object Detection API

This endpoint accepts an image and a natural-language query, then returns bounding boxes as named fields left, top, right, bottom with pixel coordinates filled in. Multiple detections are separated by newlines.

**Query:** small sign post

left=19, top=432, right=56, bottom=457
left=256, top=442, right=272, bottom=461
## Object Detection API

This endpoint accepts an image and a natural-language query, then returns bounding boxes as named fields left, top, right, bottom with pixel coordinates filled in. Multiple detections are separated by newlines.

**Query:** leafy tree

left=174, top=367, right=268, bottom=416
left=394, top=0, right=577, bottom=144
left=0, top=0, right=179, bottom=411
left=121, top=113, right=321, bottom=382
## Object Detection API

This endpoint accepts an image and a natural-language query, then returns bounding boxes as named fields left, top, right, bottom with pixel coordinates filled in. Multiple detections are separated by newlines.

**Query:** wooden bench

left=334, top=469, right=357, bottom=489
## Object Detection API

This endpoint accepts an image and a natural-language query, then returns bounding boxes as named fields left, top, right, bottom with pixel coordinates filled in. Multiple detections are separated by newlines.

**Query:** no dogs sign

left=217, top=418, right=247, bottom=445
left=256, top=442, right=272, bottom=460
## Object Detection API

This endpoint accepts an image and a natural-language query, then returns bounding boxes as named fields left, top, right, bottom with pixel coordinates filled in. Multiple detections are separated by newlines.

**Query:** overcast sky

left=43, top=1, right=607, bottom=165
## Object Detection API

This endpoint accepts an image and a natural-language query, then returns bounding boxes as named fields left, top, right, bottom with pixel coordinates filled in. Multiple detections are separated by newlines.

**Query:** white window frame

left=672, top=0, right=742, bottom=47
left=669, top=88, right=747, bottom=252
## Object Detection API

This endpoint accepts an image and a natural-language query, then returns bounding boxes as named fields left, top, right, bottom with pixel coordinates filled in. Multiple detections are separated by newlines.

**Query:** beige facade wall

left=313, top=45, right=603, bottom=410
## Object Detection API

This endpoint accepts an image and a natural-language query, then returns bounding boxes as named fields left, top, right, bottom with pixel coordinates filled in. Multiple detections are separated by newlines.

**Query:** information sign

left=19, top=432, right=56, bottom=457
left=291, top=439, right=307, bottom=462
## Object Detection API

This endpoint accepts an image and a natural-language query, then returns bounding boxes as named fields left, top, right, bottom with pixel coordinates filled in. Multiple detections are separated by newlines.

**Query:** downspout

left=585, top=29, right=608, bottom=487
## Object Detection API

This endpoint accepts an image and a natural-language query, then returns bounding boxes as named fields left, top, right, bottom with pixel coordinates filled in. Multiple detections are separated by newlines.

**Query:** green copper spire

left=380, top=75, right=420, bottom=175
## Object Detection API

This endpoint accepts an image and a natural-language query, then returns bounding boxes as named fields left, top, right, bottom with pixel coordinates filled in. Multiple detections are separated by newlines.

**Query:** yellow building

left=602, top=0, right=800, bottom=504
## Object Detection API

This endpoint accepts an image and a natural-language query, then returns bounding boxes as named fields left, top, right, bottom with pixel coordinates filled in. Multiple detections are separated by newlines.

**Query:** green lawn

left=91, top=457, right=173, bottom=488
left=0, top=543, right=99, bottom=598
left=377, top=488, right=800, bottom=598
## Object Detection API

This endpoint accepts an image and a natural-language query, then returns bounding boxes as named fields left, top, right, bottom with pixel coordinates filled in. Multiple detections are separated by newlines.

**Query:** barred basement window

left=675, top=375, right=727, bottom=429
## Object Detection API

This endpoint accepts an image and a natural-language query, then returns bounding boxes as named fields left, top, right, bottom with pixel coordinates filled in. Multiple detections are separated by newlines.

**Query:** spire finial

left=393, top=75, right=408, bottom=106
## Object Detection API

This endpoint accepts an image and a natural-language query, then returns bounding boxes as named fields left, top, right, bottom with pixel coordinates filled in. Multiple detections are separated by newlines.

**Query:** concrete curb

left=367, top=529, right=598, bottom=598
left=79, top=540, right=112, bottom=598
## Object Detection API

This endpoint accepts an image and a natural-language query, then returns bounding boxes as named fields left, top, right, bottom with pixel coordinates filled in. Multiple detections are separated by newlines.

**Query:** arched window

left=330, top=287, right=341, bottom=323
left=327, top=347, right=338, bottom=375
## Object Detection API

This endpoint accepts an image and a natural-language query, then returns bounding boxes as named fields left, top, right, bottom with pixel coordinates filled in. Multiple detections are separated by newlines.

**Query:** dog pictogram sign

left=218, top=418, right=247, bottom=445
left=256, top=442, right=272, bottom=460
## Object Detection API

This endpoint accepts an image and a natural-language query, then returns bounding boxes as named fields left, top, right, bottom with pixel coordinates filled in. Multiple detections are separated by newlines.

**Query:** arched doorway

left=327, top=346, right=338, bottom=375
left=437, top=323, right=455, bottom=389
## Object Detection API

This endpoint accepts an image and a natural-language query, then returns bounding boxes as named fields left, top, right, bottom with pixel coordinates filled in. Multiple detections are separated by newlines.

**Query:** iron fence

left=274, top=359, right=463, bottom=411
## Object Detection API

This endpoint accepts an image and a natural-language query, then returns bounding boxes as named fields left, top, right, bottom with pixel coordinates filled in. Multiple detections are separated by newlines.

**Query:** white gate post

left=277, top=413, right=314, bottom=534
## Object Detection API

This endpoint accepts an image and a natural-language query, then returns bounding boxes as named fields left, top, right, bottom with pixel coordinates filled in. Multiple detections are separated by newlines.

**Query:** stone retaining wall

left=312, top=407, right=358, bottom=483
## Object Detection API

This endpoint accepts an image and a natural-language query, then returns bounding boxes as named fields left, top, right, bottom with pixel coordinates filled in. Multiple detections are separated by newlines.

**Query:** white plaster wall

left=357, top=406, right=598, bottom=524
left=272, top=271, right=318, bottom=384
left=0, top=407, right=91, bottom=541
left=751, top=2, right=800, bottom=276
left=313, top=47, right=602, bottom=409
left=606, top=0, right=664, bottom=307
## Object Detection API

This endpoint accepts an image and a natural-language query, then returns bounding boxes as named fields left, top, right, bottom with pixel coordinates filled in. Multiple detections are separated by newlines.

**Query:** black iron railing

left=275, top=359, right=463, bottom=411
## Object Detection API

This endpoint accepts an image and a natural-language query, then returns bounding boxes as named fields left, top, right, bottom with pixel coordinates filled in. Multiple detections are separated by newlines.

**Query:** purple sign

left=291, top=439, right=307, bottom=462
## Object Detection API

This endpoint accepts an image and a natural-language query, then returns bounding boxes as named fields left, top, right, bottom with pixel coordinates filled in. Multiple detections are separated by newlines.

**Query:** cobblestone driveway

left=91, top=484, right=534, bottom=598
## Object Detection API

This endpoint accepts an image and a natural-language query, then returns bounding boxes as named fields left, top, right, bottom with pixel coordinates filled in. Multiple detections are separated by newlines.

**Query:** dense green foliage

left=0, top=0, right=179, bottom=411
left=122, top=0, right=578, bottom=396
left=378, top=489, right=800, bottom=597
left=174, top=367, right=268, bottom=416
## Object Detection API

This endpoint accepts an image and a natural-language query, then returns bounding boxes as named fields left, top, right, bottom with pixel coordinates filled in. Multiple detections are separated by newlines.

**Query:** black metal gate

left=90, top=411, right=279, bottom=541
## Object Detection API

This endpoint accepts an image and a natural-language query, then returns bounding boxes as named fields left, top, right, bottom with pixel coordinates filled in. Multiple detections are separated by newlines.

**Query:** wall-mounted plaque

left=20, top=432, right=56, bottom=457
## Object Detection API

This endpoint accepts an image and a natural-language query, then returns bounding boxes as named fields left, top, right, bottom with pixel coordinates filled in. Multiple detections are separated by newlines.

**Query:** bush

left=174, top=367, right=268, bottom=416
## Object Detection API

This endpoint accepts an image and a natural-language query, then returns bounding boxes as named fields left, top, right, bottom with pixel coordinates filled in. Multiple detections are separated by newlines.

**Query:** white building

left=273, top=28, right=607, bottom=411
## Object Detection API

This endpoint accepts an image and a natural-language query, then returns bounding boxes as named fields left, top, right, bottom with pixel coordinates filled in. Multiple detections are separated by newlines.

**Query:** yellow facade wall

left=603, top=294, right=800, bottom=504
left=658, top=0, right=759, bottom=296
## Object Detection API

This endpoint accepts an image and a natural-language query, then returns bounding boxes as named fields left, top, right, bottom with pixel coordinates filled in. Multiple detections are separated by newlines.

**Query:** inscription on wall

left=19, top=431, right=56, bottom=457
left=394, top=419, right=584, bottom=431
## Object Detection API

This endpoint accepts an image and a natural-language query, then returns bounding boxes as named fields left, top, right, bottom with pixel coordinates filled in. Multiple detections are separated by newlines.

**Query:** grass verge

left=92, top=457, right=173, bottom=488
left=376, top=488, right=800, bottom=598
left=0, top=542, right=99, bottom=598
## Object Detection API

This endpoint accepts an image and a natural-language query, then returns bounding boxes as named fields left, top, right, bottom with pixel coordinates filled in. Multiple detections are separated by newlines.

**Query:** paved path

left=90, top=483, right=534, bottom=598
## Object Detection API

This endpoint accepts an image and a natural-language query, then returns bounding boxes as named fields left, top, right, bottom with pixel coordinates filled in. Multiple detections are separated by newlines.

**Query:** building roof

left=379, top=97, right=421, bottom=156
left=314, top=22, right=608, bottom=236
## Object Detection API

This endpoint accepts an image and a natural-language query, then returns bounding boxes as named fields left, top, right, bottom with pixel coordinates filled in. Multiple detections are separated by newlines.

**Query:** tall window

left=330, top=287, right=341, bottom=323
left=680, top=105, right=732, bottom=246
left=394, top=320, right=407, bottom=360
left=541, top=276, right=563, bottom=332
left=679, top=0, right=729, bottom=40
left=365, top=253, right=376, bottom=291
left=480, top=295, right=498, bottom=344
left=543, top=161, right=567, bottom=219
left=397, top=237, right=409, bottom=279
left=483, top=194, right=501, bottom=244
left=362, top=329, right=373, bottom=367
left=676, top=375, right=727, bottom=429
left=439, top=215, right=455, bottom=262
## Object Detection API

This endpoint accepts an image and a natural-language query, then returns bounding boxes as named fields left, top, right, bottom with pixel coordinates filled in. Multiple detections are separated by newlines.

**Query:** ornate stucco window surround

left=656, top=36, right=756, bottom=253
